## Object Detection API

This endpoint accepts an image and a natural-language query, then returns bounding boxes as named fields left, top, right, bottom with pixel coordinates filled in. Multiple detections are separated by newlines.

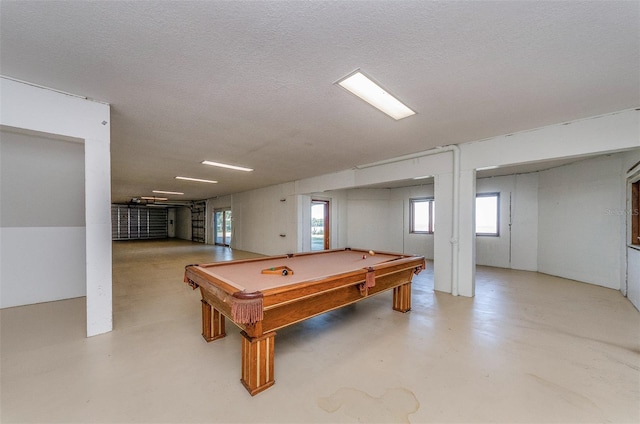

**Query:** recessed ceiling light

left=152, top=190, right=184, bottom=195
left=202, top=160, right=253, bottom=172
left=335, top=70, right=416, bottom=120
left=176, top=176, right=218, bottom=184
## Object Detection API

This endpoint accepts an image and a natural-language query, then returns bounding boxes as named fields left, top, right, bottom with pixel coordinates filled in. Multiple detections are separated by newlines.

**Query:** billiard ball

left=282, top=269, right=288, bottom=276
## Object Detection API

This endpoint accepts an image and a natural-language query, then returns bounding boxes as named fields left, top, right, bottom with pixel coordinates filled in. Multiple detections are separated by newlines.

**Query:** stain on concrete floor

left=318, top=387, right=419, bottom=423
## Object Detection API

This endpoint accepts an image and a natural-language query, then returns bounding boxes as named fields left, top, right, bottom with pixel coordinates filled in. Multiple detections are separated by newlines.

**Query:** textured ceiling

left=1, top=1, right=638, bottom=203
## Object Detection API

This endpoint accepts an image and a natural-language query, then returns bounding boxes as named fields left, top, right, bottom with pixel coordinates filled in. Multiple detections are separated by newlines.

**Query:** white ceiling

left=1, top=1, right=638, bottom=203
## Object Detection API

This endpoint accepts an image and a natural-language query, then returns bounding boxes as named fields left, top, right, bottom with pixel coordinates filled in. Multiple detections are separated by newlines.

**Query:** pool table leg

left=393, top=282, right=412, bottom=312
left=201, top=300, right=226, bottom=342
left=240, top=330, right=276, bottom=396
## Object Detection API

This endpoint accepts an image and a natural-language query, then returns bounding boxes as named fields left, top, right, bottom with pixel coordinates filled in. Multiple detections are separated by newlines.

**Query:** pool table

left=183, top=248, right=425, bottom=395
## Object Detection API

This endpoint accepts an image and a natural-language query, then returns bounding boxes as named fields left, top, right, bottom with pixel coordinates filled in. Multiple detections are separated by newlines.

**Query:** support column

left=85, top=136, right=113, bottom=337
left=434, top=166, right=476, bottom=297
left=433, top=172, right=454, bottom=293
left=241, top=331, right=276, bottom=396
left=201, top=300, right=226, bottom=342
left=456, top=169, right=476, bottom=297
left=392, top=283, right=412, bottom=312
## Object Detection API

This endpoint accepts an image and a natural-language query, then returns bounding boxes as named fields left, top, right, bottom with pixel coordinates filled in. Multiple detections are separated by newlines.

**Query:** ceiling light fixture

left=335, top=69, right=416, bottom=120
left=202, top=160, right=253, bottom=172
left=141, top=196, right=168, bottom=201
left=176, top=176, right=218, bottom=184
left=152, top=190, right=184, bottom=195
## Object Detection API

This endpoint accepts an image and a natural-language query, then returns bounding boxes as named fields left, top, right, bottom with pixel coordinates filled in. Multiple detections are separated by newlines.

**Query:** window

left=632, top=180, right=639, bottom=246
left=410, top=197, right=434, bottom=234
left=476, top=193, right=499, bottom=236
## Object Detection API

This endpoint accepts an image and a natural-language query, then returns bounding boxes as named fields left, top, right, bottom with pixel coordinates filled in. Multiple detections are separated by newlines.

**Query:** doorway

left=311, top=200, right=330, bottom=251
left=214, top=208, right=232, bottom=246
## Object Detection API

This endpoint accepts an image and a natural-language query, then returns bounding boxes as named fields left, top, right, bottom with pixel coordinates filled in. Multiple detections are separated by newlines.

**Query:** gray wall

left=538, top=154, right=630, bottom=290
left=1, top=129, right=86, bottom=307
left=175, top=206, right=192, bottom=241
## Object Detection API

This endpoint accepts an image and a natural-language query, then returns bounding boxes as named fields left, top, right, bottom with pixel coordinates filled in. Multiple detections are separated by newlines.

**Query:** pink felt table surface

left=195, top=250, right=402, bottom=293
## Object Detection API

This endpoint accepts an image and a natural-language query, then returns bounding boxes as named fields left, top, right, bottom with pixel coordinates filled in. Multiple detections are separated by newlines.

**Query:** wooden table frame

left=184, top=248, right=425, bottom=396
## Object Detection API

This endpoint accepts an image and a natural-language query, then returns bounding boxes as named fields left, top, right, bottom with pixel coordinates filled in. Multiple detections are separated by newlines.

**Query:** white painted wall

left=227, top=183, right=434, bottom=258
left=1, top=228, right=86, bottom=306
left=474, top=173, right=539, bottom=270
left=345, top=189, right=398, bottom=252
left=432, top=170, right=459, bottom=294
left=167, top=208, right=176, bottom=238
left=628, top=248, right=640, bottom=310
left=296, top=194, right=312, bottom=252
left=1, top=130, right=86, bottom=307
left=475, top=177, right=513, bottom=268
left=391, top=184, right=435, bottom=259
left=175, top=206, right=192, bottom=241
left=231, top=183, right=297, bottom=255
left=510, top=173, right=539, bottom=271
left=294, top=149, right=459, bottom=293
left=0, top=77, right=111, bottom=337
left=453, top=169, right=476, bottom=297
left=538, top=155, right=626, bottom=289
left=213, top=109, right=638, bottom=299
left=461, top=110, right=639, bottom=171
left=293, top=185, right=435, bottom=258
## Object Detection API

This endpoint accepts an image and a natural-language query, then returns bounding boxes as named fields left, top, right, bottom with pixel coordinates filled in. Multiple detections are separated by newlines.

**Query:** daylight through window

left=410, top=198, right=434, bottom=234
left=476, top=193, right=499, bottom=236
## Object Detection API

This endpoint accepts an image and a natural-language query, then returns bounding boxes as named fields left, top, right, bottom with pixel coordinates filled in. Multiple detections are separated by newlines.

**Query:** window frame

left=475, top=192, right=500, bottom=237
left=409, top=197, right=435, bottom=234
left=311, top=199, right=330, bottom=251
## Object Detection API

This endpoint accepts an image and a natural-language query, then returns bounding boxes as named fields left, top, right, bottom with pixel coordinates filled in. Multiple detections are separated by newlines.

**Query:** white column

left=85, top=137, right=113, bottom=336
left=433, top=172, right=453, bottom=293
left=456, top=169, right=476, bottom=297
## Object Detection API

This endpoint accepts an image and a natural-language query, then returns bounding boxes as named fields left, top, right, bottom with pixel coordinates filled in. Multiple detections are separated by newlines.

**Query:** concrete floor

left=1, top=239, right=639, bottom=423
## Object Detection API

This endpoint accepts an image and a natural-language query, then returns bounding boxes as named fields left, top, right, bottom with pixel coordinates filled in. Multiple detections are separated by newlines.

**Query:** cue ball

left=282, top=269, right=288, bottom=276
left=369, top=250, right=375, bottom=256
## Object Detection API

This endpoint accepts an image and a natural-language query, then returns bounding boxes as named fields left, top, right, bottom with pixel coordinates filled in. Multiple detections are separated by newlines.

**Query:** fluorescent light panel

left=202, top=160, right=253, bottom=172
left=152, top=190, right=184, bottom=195
left=336, top=70, right=416, bottom=120
left=176, top=176, right=218, bottom=184
left=141, top=196, right=168, bottom=201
